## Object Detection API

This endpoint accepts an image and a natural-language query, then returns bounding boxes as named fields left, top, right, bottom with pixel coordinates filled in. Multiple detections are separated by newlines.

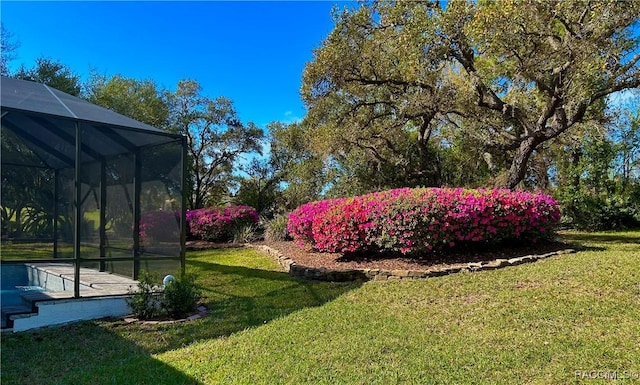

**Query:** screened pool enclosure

left=1, top=76, right=187, bottom=302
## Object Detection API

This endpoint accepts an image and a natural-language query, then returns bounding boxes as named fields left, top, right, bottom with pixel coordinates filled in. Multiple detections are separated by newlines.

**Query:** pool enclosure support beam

left=53, top=169, right=59, bottom=259
left=74, top=122, right=82, bottom=298
left=132, top=150, right=142, bottom=280
left=99, top=161, right=107, bottom=272
left=180, top=136, right=187, bottom=275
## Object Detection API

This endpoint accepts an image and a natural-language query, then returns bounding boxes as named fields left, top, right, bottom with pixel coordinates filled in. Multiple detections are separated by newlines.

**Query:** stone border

left=249, top=244, right=576, bottom=282
left=122, top=305, right=209, bottom=326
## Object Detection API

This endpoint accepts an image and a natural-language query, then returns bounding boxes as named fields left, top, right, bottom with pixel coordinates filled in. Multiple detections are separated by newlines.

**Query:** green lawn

left=1, top=231, right=639, bottom=384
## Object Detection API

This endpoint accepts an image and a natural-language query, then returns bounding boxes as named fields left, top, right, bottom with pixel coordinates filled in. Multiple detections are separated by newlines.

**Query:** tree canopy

left=14, top=57, right=82, bottom=96
left=168, top=80, right=264, bottom=209
left=301, top=0, right=640, bottom=189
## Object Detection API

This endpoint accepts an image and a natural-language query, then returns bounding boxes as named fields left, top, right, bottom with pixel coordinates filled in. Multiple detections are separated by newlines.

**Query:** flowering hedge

left=288, top=188, right=560, bottom=255
left=286, top=198, right=347, bottom=244
left=186, top=205, right=259, bottom=242
left=140, top=210, right=180, bottom=244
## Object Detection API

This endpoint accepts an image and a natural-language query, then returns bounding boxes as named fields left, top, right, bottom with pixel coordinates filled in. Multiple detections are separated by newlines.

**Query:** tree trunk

left=416, top=113, right=442, bottom=186
left=505, top=136, right=542, bottom=189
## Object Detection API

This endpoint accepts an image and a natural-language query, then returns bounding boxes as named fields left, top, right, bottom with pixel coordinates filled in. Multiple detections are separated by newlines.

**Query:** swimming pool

left=1, top=264, right=47, bottom=307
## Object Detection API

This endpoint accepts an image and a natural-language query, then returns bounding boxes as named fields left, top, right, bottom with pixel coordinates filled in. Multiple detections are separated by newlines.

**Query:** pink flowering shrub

left=139, top=210, right=180, bottom=243
left=186, top=205, right=259, bottom=241
left=287, top=198, right=347, bottom=244
left=289, top=188, right=560, bottom=255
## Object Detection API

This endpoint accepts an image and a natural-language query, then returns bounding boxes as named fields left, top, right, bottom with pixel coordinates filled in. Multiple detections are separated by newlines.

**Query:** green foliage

left=557, top=187, right=640, bottom=231
left=127, top=271, right=163, bottom=320
left=553, top=107, right=640, bottom=231
left=301, top=0, right=640, bottom=189
left=263, top=214, right=291, bottom=242
left=267, top=121, right=328, bottom=210
left=128, top=271, right=203, bottom=320
left=162, top=273, right=202, bottom=319
left=14, top=57, right=82, bottom=96
left=1, top=24, right=19, bottom=76
left=231, top=223, right=259, bottom=244
left=234, top=159, right=279, bottom=217
left=86, top=73, right=170, bottom=129
left=168, top=80, right=264, bottom=209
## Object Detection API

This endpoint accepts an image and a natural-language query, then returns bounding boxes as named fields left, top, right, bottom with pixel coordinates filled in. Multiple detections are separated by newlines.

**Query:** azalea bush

left=287, top=198, right=347, bottom=244
left=187, top=205, right=259, bottom=242
left=139, top=210, right=180, bottom=244
left=288, top=188, right=561, bottom=255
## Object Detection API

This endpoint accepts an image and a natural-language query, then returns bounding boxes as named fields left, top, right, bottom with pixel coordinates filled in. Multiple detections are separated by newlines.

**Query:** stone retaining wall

left=249, top=244, right=576, bottom=282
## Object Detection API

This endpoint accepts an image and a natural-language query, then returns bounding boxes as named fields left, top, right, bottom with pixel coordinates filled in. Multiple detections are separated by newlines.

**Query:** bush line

left=288, top=188, right=561, bottom=255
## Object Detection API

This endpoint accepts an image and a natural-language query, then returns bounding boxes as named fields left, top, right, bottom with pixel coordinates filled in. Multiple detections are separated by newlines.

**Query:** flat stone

left=187, top=314, right=201, bottom=321
left=508, top=257, right=525, bottom=265
left=467, top=262, right=483, bottom=268
left=391, top=270, right=411, bottom=277
left=428, top=269, right=450, bottom=277
left=481, top=263, right=500, bottom=270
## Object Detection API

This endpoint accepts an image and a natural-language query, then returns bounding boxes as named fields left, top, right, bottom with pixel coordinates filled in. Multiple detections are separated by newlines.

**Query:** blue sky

left=1, top=1, right=352, bottom=128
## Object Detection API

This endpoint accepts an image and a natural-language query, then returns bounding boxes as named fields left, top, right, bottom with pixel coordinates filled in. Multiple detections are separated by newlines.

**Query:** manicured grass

left=1, top=231, right=639, bottom=384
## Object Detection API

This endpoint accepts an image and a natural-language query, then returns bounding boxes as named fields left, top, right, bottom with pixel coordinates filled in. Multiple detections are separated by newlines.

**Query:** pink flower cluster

left=139, top=210, right=180, bottom=242
left=187, top=205, right=259, bottom=241
left=287, top=198, right=347, bottom=244
left=288, top=188, right=561, bottom=254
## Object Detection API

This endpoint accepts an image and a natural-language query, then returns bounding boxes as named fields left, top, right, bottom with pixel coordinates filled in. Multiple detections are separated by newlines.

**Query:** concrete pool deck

left=26, top=263, right=139, bottom=296
left=2, top=263, right=139, bottom=332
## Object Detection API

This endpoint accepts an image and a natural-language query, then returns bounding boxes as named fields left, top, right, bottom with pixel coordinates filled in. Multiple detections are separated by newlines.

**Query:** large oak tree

left=302, top=0, right=640, bottom=188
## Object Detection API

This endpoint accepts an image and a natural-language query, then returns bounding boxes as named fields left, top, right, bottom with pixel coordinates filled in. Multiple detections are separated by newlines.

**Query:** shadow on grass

left=0, top=254, right=361, bottom=383
left=0, top=322, right=203, bottom=385
left=105, top=257, right=362, bottom=355
left=559, top=231, right=640, bottom=246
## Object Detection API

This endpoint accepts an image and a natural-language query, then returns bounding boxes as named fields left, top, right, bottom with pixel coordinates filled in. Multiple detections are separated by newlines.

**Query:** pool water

left=1, top=286, right=47, bottom=306
left=1, top=264, right=47, bottom=307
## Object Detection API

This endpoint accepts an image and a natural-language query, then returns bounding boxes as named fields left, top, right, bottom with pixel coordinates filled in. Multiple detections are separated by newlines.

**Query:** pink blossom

left=287, top=187, right=560, bottom=255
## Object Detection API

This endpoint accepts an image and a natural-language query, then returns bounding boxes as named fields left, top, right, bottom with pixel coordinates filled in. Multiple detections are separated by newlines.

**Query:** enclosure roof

left=0, top=76, right=168, bottom=133
left=1, top=76, right=182, bottom=170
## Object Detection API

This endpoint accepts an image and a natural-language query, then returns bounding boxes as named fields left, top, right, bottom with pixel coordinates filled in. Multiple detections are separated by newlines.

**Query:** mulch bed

left=191, top=239, right=573, bottom=272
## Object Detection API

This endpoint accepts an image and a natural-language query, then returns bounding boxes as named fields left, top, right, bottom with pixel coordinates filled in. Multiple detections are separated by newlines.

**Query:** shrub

left=187, top=205, right=259, bottom=241
left=232, top=223, right=259, bottom=243
left=556, top=189, right=640, bottom=231
left=290, top=188, right=561, bottom=255
left=127, top=271, right=202, bottom=320
left=127, top=271, right=163, bottom=320
left=287, top=198, right=347, bottom=244
left=139, top=210, right=180, bottom=244
left=162, top=273, right=202, bottom=319
left=264, top=214, right=292, bottom=242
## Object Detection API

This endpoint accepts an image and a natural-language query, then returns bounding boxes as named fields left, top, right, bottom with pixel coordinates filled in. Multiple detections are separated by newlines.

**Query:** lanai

left=1, top=76, right=187, bottom=301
